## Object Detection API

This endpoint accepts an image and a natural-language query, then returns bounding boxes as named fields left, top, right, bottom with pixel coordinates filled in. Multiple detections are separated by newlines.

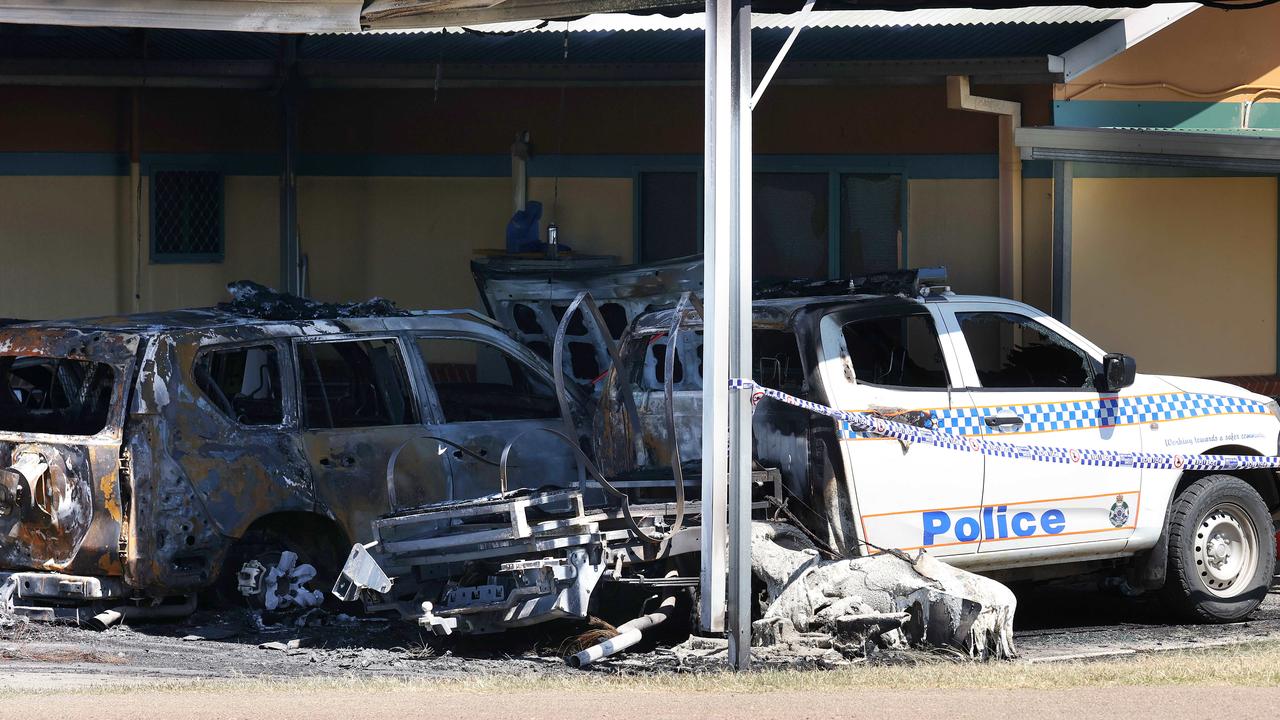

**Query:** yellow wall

left=907, top=179, right=1000, bottom=297
left=0, top=176, right=124, bottom=320
left=1071, top=176, right=1277, bottom=376
left=1021, top=178, right=1054, bottom=314
left=906, top=177, right=1054, bottom=308
left=298, top=176, right=633, bottom=312
left=140, top=175, right=280, bottom=312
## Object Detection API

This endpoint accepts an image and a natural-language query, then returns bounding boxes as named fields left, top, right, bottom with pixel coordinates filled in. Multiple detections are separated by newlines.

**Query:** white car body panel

left=821, top=295, right=1280, bottom=573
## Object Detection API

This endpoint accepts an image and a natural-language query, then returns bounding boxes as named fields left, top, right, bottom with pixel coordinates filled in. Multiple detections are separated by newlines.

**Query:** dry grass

left=5, top=640, right=1280, bottom=698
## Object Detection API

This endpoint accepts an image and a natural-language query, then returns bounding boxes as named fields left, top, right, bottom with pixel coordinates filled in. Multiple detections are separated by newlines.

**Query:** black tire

left=1163, top=475, right=1275, bottom=622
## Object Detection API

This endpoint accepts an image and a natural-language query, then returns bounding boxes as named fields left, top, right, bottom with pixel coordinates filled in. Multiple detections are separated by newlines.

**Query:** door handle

left=984, top=415, right=1024, bottom=428
left=452, top=447, right=489, bottom=461
left=321, top=454, right=356, bottom=468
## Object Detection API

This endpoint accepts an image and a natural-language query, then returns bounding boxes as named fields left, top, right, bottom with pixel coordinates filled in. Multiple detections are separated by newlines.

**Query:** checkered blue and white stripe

left=929, top=393, right=1267, bottom=436
left=730, top=378, right=1280, bottom=472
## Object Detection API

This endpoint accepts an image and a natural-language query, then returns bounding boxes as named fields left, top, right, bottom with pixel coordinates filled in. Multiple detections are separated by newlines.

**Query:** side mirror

left=1101, top=353, right=1137, bottom=392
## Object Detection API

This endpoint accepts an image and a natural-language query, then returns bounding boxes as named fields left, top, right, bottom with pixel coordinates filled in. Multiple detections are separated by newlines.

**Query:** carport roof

left=0, top=9, right=1119, bottom=63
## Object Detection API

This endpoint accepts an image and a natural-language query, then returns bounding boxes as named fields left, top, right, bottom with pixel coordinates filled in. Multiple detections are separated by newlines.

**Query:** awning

left=0, top=0, right=1208, bottom=33
left=1016, top=125, right=1280, bottom=174
left=0, top=1, right=365, bottom=33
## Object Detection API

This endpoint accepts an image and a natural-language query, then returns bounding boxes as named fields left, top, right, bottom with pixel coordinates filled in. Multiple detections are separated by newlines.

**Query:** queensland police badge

left=1108, top=494, right=1131, bottom=528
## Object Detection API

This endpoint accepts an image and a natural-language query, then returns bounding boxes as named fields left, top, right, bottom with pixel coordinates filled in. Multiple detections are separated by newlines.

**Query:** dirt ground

left=1, top=581, right=1279, bottom=717
left=4, top=686, right=1278, bottom=720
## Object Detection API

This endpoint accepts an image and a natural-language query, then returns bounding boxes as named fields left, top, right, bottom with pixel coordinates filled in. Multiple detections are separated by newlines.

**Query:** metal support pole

left=1051, top=159, right=1073, bottom=323
left=699, top=0, right=728, bottom=639
left=278, top=38, right=301, bottom=295
left=726, top=0, right=753, bottom=672
left=700, top=0, right=752, bottom=671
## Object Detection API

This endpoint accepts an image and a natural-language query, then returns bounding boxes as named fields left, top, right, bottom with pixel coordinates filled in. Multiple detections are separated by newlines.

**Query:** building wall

left=0, top=76, right=1273, bottom=379
left=0, top=175, right=125, bottom=320
left=298, top=175, right=632, bottom=311
left=1071, top=176, right=1277, bottom=376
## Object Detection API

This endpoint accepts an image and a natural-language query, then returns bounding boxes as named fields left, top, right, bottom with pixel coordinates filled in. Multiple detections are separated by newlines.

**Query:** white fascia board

left=0, top=0, right=363, bottom=33
left=1059, top=3, right=1198, bottom=82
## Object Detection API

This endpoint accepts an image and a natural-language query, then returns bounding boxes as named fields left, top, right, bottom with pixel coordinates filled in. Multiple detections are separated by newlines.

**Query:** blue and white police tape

left=729, top=378, right=1280, bottom=472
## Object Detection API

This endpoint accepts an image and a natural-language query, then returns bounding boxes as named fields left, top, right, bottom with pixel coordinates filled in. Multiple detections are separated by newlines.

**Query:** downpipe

left=87, top=594, right=197, bottom=631
left=567, top=593, right=678, bottom=669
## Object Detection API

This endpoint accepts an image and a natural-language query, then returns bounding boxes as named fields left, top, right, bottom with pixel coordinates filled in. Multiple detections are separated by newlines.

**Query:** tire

left=1163, top=475, right=1275, bottom=622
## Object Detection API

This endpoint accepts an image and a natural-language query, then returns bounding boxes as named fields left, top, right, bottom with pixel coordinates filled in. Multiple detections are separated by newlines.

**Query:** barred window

left=151, top=169, right=224, bottom=263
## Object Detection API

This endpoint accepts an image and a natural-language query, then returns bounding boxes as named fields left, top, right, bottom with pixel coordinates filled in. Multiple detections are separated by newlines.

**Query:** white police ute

left=615, top=268, right=1280, bottom=622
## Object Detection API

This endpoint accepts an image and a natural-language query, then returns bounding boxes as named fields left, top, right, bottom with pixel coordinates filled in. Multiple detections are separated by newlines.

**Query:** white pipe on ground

left=567, top=593, right=678, bottom=668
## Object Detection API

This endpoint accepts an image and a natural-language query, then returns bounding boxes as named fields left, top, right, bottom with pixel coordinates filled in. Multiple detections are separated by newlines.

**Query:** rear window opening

left=0, top=356, right=117, bottom=435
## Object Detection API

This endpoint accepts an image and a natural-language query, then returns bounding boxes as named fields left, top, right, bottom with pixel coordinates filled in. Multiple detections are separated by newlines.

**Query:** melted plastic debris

left=219, top=281, right=408, bottom=321
left=751, top=522, right=1017, bottom=661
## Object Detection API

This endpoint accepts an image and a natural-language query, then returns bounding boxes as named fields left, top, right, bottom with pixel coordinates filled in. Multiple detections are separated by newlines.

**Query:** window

left=639, top=172, right=699, bottom=261
left=958, top=312, right=1094, bottom=389
left=753, top=330, right=804, bottom=394
left=417, top=338, right=559, bottom=422
left=0, top=356, right=116, bottom=435
left=299, top=339, right=416, bottom=429
left=842, top=313, right=948, bottom=389
left=637, top=171, right=903, bottom=280
left=195, top=345, right=283, bottom=426
left=754, top=173, right=829, bottom=280
left=840, top=174, right=902, bottom=276
left=151, top=169, right=224, bottom=263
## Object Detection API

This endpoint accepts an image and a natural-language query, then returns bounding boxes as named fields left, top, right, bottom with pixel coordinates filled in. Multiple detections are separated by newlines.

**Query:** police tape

left=729, top=378, right=1280, bottom=472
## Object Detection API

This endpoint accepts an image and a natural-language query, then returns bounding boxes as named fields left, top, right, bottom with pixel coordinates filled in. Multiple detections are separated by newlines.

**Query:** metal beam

left=279, top=39, right=301, bottom=296
left=1051, top=159, right=1072, bottom=324
left=700, top=0, right=752, bottom=671
left=750, top=0, right=814, bottom=109
left=727, top=0, right=753, bottom=673
left=1058, top=3, right=1197, bottom=82
left=0, top=57, right=1063, bottom=89
left=699, top=0, right=728, bottom=642
left=1018, top=126, right=1280, bottom=166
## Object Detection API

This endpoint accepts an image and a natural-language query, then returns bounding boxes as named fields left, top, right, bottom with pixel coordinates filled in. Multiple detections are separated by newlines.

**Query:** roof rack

left=752, top=267, right=949, bottom=300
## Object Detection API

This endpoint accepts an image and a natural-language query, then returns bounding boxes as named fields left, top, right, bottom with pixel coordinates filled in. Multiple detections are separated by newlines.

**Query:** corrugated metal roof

left=0, top=7, right=1131, bottom=65
left=300, top=19, right=1113, bottom=63
left=334, top=7, right=1139, bottom=35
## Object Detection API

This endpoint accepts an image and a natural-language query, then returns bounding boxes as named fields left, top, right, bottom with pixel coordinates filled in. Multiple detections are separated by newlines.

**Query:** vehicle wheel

left=1163, top=475, right=1275, bottom=622
left=215, top=525, right=344, bottom=613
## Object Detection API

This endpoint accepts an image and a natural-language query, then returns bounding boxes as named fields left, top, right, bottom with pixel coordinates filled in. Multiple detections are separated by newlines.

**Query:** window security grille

left=151, top=169, right=224, bottom=263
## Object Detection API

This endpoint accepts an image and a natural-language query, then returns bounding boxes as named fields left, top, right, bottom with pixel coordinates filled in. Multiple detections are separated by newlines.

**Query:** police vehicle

left=607, top=269, right=1280, bottom=622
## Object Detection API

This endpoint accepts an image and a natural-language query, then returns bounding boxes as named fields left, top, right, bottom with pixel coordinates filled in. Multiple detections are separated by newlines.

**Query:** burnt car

left=0, top=291, right=586, bottom=624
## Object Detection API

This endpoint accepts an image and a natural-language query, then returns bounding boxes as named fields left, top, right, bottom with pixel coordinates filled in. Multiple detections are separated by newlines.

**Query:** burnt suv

left=0, top=288, right=584, bottom=623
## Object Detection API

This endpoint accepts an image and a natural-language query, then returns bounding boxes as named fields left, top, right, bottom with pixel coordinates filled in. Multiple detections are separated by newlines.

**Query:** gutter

left=947, top=75, right=1022, bottom=301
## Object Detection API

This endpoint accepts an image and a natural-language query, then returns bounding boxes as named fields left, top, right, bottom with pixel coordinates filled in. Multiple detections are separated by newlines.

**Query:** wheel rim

left=1193, top=501, right=1258, bottom=598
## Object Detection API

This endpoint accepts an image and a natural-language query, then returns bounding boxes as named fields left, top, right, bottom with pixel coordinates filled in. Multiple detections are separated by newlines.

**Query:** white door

left=817, top=304, right=983, bottom=558
left=939, top=302, right=1147, bottom=563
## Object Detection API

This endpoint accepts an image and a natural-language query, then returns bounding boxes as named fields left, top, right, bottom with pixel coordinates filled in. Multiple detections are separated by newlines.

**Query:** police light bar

left=849, top=266, right=949, bottom=297
left=753, top=266, right=948, bottom=300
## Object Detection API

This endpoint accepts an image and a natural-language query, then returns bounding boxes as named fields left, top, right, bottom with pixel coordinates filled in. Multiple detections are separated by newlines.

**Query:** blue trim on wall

left=0, top=151, right=1258, bottom=180
left=1054, top=100, right=1280, bottom=131
left=0, top=152, right=128, bottom=176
